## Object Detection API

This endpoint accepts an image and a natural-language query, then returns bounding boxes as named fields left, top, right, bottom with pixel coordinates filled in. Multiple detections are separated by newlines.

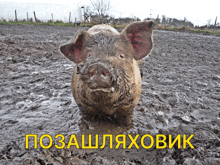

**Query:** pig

left=60, top=20, right=154, bottom=125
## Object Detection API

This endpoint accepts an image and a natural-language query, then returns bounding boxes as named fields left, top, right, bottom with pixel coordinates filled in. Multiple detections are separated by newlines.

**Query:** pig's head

left=60, top=21, right=154, bottom=117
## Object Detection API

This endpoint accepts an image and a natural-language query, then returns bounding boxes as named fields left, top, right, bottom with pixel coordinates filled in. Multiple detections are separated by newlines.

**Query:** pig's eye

left=88, top=52, right=92, bottom=57
left=119, top=53, right=125, bottom=59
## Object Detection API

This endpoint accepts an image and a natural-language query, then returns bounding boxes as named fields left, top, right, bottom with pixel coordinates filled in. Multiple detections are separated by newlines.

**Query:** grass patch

left=192, top=29, right=219, bottom=34
left=0, top=20, right=93, bottom=27
left=112, top=24, right=128, bottom=29
left=156, top=24, right=220, bottom=35
left=1, top=20, right=219, bottom=35
left=0, top=21, right=33, bottom=25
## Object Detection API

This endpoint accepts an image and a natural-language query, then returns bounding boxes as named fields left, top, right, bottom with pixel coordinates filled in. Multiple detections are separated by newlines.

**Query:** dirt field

left=0, top=23, right=220, bottom=165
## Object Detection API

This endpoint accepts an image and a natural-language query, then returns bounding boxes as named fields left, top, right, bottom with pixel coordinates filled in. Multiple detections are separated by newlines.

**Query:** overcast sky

left=0, top=0, right=219, bottom=26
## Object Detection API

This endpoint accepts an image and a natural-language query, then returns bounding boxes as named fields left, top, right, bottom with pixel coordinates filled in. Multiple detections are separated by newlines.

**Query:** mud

left=0, top=23, right=220, bottom=165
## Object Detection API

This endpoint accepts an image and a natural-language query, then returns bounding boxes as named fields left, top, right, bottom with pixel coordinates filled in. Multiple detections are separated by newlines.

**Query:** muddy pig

left=60, top=20, right=154, bottom=125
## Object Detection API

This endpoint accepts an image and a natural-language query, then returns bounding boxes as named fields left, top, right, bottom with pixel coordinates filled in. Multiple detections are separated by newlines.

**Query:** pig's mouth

left=87, top=80, right=116, bottom=95
left=87, top=76, right=116, bottom=93
left=89, top=86, right=115, bottom=93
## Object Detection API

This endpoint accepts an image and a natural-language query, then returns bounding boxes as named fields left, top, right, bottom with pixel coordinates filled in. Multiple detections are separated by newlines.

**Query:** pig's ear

left=60, top=30, right=89, bottom=63
left=121, top=20, right=155, bottom=60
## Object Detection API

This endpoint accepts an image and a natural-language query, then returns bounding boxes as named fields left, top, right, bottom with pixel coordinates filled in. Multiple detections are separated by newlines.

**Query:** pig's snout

left=81, top=64, right=114, bottom=90
left=88, top=65, right=110, bottom=79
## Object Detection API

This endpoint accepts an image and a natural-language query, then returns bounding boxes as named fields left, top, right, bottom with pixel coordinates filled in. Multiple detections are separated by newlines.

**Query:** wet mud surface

left=0, top=24, right=220, bottom=164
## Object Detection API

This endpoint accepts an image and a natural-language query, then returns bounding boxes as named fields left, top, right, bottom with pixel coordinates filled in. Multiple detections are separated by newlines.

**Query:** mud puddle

left=0, top=24, right=220, bottom=164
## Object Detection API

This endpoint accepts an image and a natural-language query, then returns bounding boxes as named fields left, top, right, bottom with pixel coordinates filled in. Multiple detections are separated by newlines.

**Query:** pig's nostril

left=88, top=71, right=94, bottom=77
left=102, top=70, right=109, bottom=77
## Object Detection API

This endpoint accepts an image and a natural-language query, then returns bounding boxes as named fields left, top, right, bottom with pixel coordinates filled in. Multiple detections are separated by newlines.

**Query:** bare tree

left=84, top=6, right=91, bottom=22
left=88, top=0, right=111, bottom=24
left=90, top=0, right=111, bottom=17
left=83, top=0, right=111, bottom=23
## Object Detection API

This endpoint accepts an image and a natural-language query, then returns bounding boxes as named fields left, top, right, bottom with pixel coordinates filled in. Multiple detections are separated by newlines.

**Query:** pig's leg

left=115, top=107, right=134, bottom=126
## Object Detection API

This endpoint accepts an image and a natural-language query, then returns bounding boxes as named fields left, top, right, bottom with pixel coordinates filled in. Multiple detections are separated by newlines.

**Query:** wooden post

left=75, top=17, right=76, bottom=26
left=156, top=14, right=159, bottom=24
left=51, top=13, right=54, bottom=25
left=33, top=11, right=37, bottom=25
left=27, top=12, right=28, bottom=23
left=69, top=12, right=71, bottom=23
left=214, top=16, right=217, bottom=31
left=15, top=10, right=17, bottom=24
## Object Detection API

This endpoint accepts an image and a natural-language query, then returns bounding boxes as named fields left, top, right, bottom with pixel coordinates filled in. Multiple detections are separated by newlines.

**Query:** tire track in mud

left=0, top=24, right=220, bottom=164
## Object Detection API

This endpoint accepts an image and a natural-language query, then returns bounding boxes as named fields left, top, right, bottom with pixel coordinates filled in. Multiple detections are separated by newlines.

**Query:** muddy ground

left=0, top=23, right=220, bottom=165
